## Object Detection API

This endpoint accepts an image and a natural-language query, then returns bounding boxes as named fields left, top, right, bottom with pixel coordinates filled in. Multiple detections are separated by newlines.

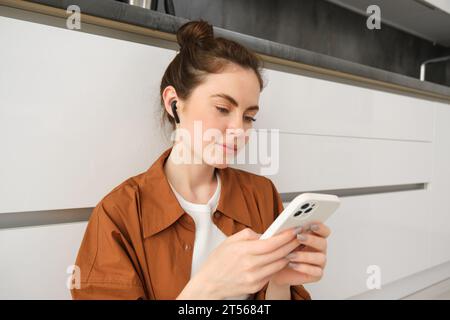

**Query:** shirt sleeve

left=70, top=200, right=147, bottom=300
left=252, top=178, right=312, bottom=300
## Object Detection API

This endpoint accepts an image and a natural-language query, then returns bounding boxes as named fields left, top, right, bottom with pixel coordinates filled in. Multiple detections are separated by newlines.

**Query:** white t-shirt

left=168, top=171, right=249, bottom=300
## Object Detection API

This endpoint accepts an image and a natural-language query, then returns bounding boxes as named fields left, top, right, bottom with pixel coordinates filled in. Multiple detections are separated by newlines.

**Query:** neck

left=164, top=145, right=217, bottom=204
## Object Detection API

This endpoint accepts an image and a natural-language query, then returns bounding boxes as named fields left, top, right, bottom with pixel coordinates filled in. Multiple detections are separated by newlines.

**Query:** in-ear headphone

left=171, top=100, right=180, bottom=124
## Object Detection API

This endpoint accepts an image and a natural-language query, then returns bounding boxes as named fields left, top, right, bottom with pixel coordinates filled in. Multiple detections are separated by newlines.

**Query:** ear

left=162, top=86, right=181, bottom=119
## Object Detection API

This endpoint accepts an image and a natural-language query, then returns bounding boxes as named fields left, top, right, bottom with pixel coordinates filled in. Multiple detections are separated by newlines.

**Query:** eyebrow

left=210, top=93, right=259, bottom=111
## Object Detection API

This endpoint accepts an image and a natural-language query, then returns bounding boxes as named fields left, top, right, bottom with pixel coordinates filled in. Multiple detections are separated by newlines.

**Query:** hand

left=269, top=222, right=331, bottom=287
left=177, top=227, right=302, bottom=299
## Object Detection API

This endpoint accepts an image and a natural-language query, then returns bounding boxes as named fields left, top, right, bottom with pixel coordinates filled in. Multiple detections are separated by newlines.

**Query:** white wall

left=429, top=104, right=450, bottom=266
left=1, top=7, right=449, bottom=299
left=424, top=0, right=450, bottom=15
left=0, top=222, right=87, bottom=299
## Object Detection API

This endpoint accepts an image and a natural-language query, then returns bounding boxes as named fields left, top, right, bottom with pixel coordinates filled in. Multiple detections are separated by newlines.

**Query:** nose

left=227, top=112, right=246, bottom=131
left=225, top=113, right=247, bottom=144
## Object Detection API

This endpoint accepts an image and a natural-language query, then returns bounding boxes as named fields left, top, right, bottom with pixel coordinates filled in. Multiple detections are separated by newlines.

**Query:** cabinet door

left=0, top=16, right=173, bottom=213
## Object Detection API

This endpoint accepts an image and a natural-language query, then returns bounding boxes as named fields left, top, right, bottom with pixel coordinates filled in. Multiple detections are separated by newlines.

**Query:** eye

left=215, top=106, right=229, bottom=114
left=244, top=115, right=257, bottom=122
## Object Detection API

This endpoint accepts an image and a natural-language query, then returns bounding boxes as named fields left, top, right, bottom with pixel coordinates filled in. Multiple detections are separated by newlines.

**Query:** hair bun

left=176, top=19, right=214, bottom=51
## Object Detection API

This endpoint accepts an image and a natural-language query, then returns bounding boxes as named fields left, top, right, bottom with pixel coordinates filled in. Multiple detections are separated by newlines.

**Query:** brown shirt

left=70, top=146, right=311, bottom=300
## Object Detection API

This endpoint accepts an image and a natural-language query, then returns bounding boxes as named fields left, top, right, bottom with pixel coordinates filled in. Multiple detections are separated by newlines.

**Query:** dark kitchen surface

left=13, top=0, right=450, bottom=100
left=169, top=0, right=450, bottom=88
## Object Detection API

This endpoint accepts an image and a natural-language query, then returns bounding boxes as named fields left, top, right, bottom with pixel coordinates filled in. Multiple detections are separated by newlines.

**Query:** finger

left=252, top=237, right=301, bottom=266
left=288, top=262, right=323, bottom=278
left=294, top=244, right=324, bottom=254
left=248, top=227, right=298, bottom=255
left=297, top=233, right=327, bottom=252
left=286, top=251, right=327, bottom=268
left=296, top=244, right=321, bottom=253
left=307, top=222, right=331, bottom=238
left=253, top=258, right=290, bottom=281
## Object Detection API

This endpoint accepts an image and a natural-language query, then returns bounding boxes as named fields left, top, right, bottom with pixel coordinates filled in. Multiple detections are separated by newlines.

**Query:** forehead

left=193, top=64, right=261, bottom=107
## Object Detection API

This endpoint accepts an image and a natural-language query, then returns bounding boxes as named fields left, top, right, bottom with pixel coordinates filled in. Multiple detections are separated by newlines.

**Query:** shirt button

left=214, top=212, right=221, bottom=219
left=184, top=244, right=191, bottom=251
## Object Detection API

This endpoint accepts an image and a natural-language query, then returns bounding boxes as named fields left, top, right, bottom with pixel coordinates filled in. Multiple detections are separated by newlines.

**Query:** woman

left=70, top=19, right=330, bottom=300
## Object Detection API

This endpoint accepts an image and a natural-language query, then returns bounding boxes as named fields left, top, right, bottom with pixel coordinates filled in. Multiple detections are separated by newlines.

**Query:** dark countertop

left=10, top=0, right=450, bottom=101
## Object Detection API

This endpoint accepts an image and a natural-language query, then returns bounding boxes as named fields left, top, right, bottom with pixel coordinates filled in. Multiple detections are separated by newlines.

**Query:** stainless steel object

left=420, top=55, right=450, bottom=81
left=127, top=0, right=153, bottom=9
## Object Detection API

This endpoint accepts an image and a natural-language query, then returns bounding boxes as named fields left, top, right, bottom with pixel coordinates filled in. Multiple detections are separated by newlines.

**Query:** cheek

left=200, top=117, right=228, bottom=143
left=194, top=106, right=225, bottom=130
left=206, top=112, right=227, bottom=129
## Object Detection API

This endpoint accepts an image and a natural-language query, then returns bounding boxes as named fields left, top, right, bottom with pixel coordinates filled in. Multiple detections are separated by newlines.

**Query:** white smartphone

left=259, top=193, right=341, bottom=240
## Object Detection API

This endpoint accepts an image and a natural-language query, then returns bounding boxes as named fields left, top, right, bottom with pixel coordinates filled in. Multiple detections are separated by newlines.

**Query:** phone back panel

left=260, top=193, right=340, bottom=239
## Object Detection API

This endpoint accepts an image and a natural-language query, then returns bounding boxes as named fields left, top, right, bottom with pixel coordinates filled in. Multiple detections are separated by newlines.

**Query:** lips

left=217, top=143, right=238, bottom=152
left=224, top=144, right=237, bottom=151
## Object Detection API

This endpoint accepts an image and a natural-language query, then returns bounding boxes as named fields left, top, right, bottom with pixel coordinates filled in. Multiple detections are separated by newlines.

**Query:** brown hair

left=159, top=19, right=265, bottom=130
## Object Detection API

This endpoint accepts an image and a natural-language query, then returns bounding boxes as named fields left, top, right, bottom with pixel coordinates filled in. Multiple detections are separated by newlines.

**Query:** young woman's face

left=175, top=63, right=261, bottom=168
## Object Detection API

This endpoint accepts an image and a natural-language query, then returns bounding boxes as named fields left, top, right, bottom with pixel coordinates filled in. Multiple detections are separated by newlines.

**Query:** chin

left=202, top=144, right=239, bottom=168
left=212, top=163, right=229, bottom=169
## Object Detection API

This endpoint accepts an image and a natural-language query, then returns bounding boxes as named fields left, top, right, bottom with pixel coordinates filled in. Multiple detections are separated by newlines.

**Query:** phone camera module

left=294, top=210, right=303, bottom=217
left=294, top=203, right=315, bottom=218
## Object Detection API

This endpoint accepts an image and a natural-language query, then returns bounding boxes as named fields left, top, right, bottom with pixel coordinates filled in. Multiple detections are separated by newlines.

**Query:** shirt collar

left=140, top=146, right=253, bottom=238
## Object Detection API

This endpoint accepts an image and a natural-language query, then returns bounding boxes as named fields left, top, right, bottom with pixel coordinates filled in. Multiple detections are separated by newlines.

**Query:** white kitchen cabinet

left=0, top=221, right=88, bottom=299
left=0, top=6, right=449, bottom=300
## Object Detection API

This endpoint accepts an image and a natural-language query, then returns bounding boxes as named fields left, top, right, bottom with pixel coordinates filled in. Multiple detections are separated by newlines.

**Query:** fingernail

left=310, top=224, right=319, bottom=232
left=297, top=234, right=307, bottom=241
left=293, top=226, right=303, bottom=235
left=288, top=262, right=298, bottom=269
